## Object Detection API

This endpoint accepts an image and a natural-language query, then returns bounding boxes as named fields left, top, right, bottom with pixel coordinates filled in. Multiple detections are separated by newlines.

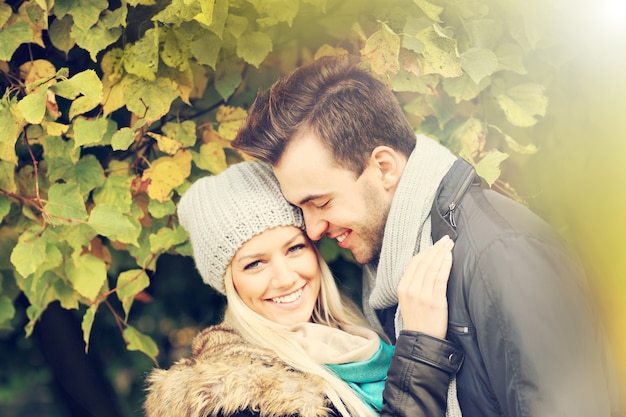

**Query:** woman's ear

left=369, top=146, right=406, bottom=190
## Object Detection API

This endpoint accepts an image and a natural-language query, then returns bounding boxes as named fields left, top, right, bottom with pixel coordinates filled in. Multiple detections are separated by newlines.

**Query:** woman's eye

left=288, top=244, right=306, bottom=253
left=244, top=260, right=261, bottom=270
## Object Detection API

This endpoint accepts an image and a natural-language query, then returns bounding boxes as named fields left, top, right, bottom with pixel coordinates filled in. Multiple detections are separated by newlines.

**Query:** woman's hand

left=397, top=235, right=454, bottom=338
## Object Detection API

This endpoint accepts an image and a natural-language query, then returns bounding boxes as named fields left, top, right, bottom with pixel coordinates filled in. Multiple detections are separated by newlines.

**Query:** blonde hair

left=223, top=248, right=380, bottom=417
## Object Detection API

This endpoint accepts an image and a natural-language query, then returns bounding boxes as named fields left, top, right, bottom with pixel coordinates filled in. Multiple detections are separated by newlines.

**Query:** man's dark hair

left=233, top=55, right=417, bottom=175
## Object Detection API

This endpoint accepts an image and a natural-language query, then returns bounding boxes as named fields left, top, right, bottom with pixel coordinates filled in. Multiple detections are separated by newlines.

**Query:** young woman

left=143, top=161, right=462, bottom=417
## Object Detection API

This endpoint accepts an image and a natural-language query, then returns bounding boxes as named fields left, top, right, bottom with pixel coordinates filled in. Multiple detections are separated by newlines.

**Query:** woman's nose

left=270, top=258, right=298, bottom=288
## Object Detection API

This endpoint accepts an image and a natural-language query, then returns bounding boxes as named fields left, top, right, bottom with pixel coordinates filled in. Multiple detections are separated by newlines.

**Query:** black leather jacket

left=381, top=331, right=463, bottom=417
left=422, top=159, right=613, bottom=417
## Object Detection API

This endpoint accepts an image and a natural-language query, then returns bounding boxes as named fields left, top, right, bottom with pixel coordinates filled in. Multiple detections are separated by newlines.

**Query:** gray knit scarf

left=362, top=134, right=462, bottom=417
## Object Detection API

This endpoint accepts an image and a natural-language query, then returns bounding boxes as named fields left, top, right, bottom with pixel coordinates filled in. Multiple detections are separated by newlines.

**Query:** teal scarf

left=326, top=340, right=395, bottom=412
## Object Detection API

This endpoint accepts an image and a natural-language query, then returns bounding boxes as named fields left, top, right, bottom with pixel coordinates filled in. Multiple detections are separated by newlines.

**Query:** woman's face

left=230, top=226, right=321, bottom=326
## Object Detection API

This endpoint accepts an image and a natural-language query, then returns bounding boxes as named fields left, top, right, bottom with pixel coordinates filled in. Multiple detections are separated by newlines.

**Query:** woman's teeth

left=271, top=288, right=303, bottom=304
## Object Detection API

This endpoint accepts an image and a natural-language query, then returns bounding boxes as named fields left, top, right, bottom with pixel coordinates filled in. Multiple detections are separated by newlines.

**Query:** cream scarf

left=288, top=322, right=380, bottom=364
left=363, top=134, right=462, bottom=417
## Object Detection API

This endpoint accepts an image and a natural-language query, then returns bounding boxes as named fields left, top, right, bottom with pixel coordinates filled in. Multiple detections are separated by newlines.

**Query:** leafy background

left=0, top=0, right=624, bottom=415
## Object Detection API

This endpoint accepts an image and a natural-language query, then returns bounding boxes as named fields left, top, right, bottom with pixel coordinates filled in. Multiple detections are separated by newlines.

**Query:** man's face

left=273, top=132, right=393, bottom=265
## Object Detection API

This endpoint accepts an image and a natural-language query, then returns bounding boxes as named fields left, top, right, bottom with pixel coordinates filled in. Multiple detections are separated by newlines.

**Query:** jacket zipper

left=444, top=171, right=475, bottom=228
left=449, top=324, right=470, bottom=333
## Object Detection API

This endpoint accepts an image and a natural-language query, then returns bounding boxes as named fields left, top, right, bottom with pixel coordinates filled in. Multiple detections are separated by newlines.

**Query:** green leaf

left=88, top=204, right=136, bottom=237
left=62, top=223, right=98, bottom=261
left=49, top=15, right=75, bottom=55
left=494, top=43, right=527, bottom=74
left=251, top=0, right=299, bottom=27
left=52, top=279, right=80, bottom=310
left=110, top=128, right=135, bottom=151
left=162, top=120, right=197, bottom=147
left=425, top=93, right=456, bottom=129
left=0, top=93, right=24, bottom=145
left=81, top=304, right=98, bottom=353
left=474, top=150, right=509, bottom=186
left=0, top=295, right=16, bottom=329
left=0, top=4, right=12, bottom=29
left=123, top=29, right=159, bottom=80
left=460, top=47, right=498, bottom=85
left=123, top=326, right=159, bottom=362
left=236, top=31, right=272, bottom=68
left=504, top=134, right=539, bottom=155
left=161, top=27, right=192, bottom=71
left=44, top=182, right=88, bottom=225
left=148, top=199, right=176, bottom=218
left=153, top=0, right=199, bottom=24
left=0, top=22, right=34, bottom=61
left=116, top=269, right=150, bottom=319
left=390, top=69, right=438, bottom=94
left=443, top=72, right=490, bottom=103
left=413, top=0, right=443, bottom=22
left=53, top=0, right=108, bottom=32
left=114, top=216, right=142, bottom=248
left=495, top=83, right=548, bottom=127
left=51, top=78, right=82, bottom=100
left=69, top=96, right=99, bottom=119
left=10, top=237, right=47, bottom=278
left=463, top=19, right=500, bottom=50
left=70, top=70, right=103, bottom=101
left=192, top=0, right=215, bottom=26
left=72, top=21, right=123, bottom=62
left=70, top=154, right=105, bottom=195
left=416, top=25, right=463, bottom=78
left=73, top=117, right=109, bottom=148
left=65, top=254, right=107, bottom=301
left=402, top=16, right=429, bottom=53
left=149, top=226, right=188, bottom=254
left=204, top=0, right=228, bottom=37
left=189, top=28, right=221, bottom=68
left=123, top=76, right=179, bottom=121
left=93, top=175, right=133, bottom=213
left=0, top=194, right=10, bottom=221
left=214, top=60, right=243, bottom=100
left=226, top=14, right=249, bottom=39
left=17, top=86, right=48, bottom=124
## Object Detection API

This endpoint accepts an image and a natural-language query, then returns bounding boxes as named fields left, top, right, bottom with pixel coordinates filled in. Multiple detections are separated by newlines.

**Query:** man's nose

left=302, top=209, right=328, bottom=241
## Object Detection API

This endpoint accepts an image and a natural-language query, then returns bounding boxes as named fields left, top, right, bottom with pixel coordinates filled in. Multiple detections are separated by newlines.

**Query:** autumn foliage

left=0, top=0, right=624, bottom=371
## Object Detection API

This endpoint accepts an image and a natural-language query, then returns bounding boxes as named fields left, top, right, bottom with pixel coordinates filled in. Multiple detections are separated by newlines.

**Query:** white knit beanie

left=177, top=161, right=304, bottom=294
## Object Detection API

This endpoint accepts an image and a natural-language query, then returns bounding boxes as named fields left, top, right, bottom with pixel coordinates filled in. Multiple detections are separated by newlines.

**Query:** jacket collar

left=430, top=158, right=478, bottom=242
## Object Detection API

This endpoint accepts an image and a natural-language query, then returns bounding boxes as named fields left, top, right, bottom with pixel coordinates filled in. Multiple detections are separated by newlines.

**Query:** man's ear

left=370, top=146, right=406, bottom=190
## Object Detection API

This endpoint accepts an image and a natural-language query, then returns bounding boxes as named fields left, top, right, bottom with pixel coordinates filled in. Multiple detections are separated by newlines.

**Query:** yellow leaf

left=216, top=105, right=247, bottom=123
left=0, top=141, right=18, bottom=165
left=143, top=160, right=184, bottom=202
left=360, top=22, right=400, bottom=75
left=216, top=105, right=248, bottom=140
left=193, top=142, right=227, bottom=174
left=190, top=62, right=210, bottom=100
left=19, top=59, right=56, bottom=88
left=147, top=132, right=182, bottom=155
left=314, top=44, right=349, bottom=60
left=173, top=148, right=192, bottom=174
left=413, top=0, right=444, bottom=23
left=102, top=75, right=126, bottom=116
left=42, top=120, right=69, bottom=136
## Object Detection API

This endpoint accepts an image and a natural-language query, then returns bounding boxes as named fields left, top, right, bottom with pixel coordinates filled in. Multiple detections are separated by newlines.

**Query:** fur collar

left=144, top=324, right=334, bottom=417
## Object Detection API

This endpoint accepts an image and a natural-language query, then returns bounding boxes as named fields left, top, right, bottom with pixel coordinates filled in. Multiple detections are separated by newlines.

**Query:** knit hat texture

left=177, top=161, right=304, bottom=294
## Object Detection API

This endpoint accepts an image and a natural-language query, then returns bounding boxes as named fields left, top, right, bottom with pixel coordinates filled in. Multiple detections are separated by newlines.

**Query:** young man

left=233, top=55, right=616, bottom=417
